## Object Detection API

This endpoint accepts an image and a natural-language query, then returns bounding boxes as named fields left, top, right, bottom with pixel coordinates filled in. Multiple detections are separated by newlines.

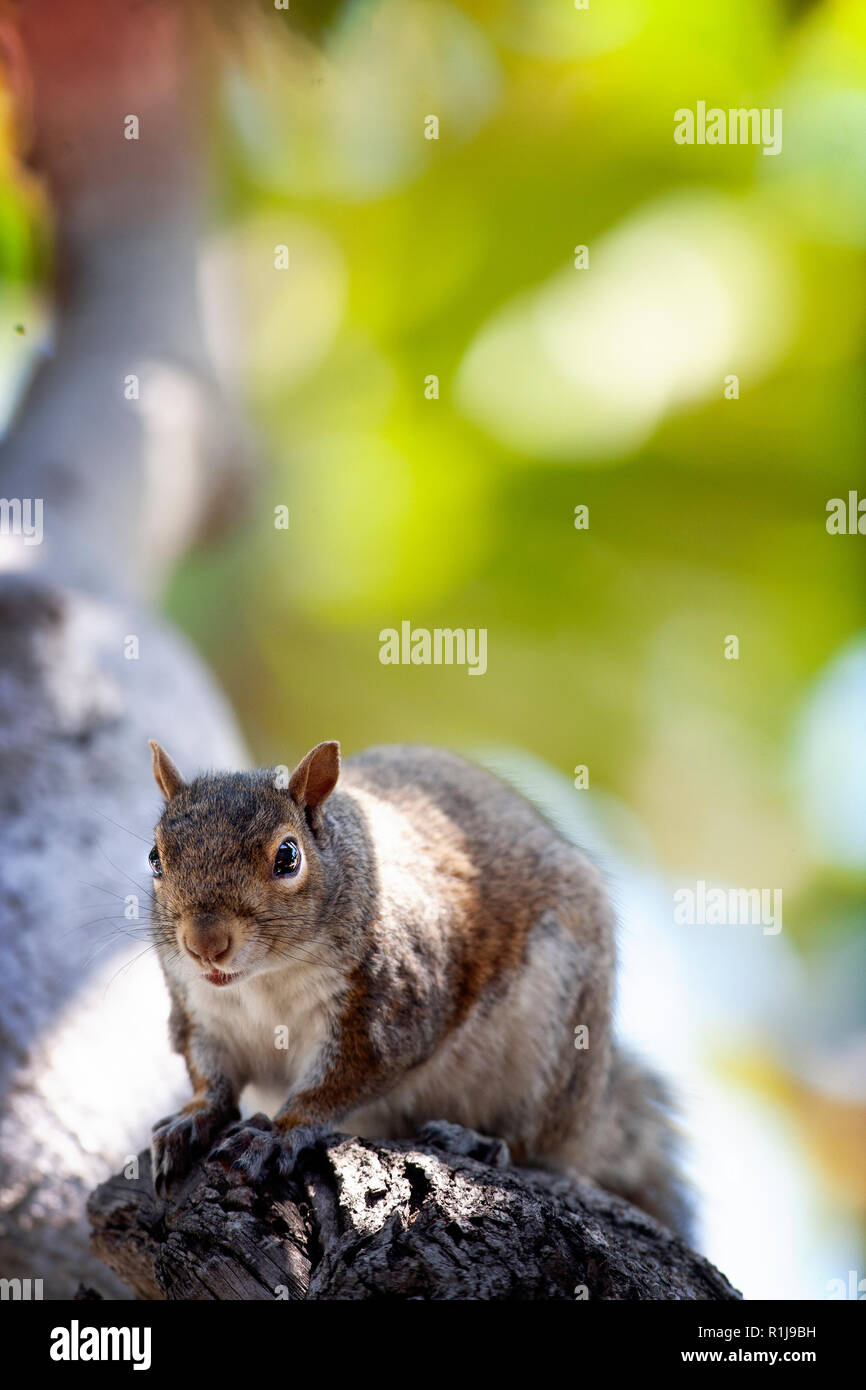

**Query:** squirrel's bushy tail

left=588, top=1045, right=694, bottom=1242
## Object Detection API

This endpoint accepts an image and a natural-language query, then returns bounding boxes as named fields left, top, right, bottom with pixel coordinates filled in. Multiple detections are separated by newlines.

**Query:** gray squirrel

left=149, top=738, right=690, bottom=1237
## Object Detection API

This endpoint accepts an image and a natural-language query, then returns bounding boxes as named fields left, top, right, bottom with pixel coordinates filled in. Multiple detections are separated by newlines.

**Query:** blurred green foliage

left=167, top=0, right=865, bottom=954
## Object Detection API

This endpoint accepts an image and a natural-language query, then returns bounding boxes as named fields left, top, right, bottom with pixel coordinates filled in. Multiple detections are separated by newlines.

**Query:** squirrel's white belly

left=188, top=963, right=339, bottom=1108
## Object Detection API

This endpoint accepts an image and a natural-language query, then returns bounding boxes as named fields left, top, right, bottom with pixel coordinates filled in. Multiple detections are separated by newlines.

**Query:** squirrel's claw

left=416, top=1119, right=511, bottom=1169
left=211, top=1113, right=279, bottom=1182
left=151, top=1102, right=239, bottom=1195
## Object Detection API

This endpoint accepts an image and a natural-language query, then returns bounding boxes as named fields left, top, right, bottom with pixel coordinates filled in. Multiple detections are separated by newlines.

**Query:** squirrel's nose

left=180, top=915, right=234, bottom=967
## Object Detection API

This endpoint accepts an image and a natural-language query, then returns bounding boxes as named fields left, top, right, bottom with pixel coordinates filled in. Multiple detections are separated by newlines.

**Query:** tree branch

left=88, top=1123, right=741, bottom=1301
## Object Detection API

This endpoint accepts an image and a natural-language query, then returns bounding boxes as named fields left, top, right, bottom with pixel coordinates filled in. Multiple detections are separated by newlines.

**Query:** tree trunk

left=0, top=0, right=250, bottom=1298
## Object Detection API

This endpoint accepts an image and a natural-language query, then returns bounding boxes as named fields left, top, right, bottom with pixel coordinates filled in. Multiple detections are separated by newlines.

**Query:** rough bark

left=88, top=1122, right=741, bottom=1301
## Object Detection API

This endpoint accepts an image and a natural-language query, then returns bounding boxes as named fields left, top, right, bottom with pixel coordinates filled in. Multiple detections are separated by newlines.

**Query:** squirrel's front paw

left=151, top=1101, right=239, bottom=1196
left=211, top=1113, right=280, bottom=1182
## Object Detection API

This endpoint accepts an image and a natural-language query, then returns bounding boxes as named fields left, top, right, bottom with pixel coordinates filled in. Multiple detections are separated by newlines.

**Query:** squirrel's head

left=148, top=739, right=341, bottom=989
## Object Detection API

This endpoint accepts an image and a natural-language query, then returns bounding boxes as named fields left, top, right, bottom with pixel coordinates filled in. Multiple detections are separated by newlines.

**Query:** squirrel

left=147, top=738, right=691, bottom=1237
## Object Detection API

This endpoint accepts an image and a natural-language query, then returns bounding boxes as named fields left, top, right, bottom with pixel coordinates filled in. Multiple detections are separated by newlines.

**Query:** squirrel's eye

left=148, top=845, right=163, bottom=878
left=274, top=838, right=301, bottom=878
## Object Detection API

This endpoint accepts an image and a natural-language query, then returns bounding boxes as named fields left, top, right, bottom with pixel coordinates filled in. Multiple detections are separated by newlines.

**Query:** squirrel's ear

left=288, top=740, right=340, bottom=815
left=149, top=740, right=185, bottom=802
